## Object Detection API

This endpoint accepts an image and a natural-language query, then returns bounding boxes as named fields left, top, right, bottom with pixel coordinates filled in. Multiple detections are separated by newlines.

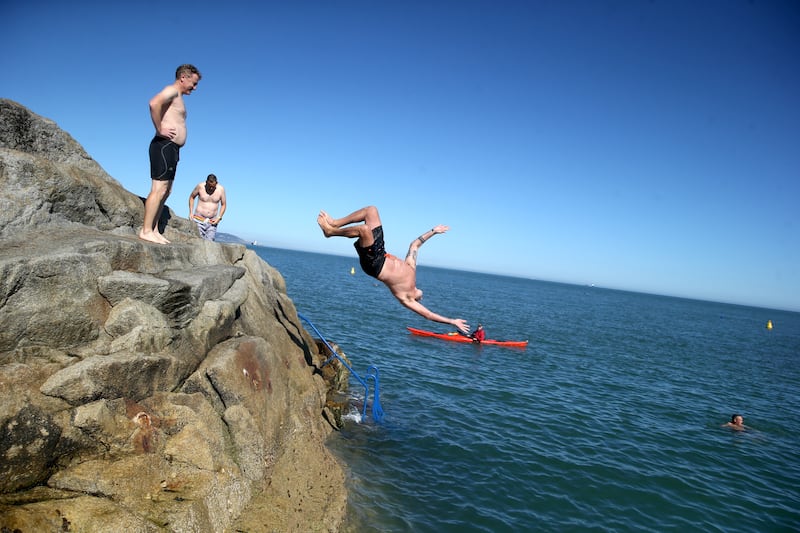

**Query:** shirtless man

left=722, top=414, right=747, bottom=431
left=139, top=64, right=202, bottom=244
left=189, top=174, right=226, bottom=241
left=318, top=206, right=470, bottom=335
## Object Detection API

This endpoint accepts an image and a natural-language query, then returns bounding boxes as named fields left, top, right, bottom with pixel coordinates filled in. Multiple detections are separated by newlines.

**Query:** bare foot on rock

left=138, top=229, right=170, bottom=244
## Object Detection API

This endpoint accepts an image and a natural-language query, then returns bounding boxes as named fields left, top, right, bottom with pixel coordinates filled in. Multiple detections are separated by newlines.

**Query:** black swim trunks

left=149, top=135, right=180, bottom=181
left=355, top=226, right=386, bottom=279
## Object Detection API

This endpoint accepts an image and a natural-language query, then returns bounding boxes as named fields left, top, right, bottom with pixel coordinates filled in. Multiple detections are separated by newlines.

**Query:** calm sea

left=253, top=246, right=800, bottom=532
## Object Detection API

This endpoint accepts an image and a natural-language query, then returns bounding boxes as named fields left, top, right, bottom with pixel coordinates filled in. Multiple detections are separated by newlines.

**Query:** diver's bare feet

left=138, top=229, right=170, bottom=244
left=319, top=210, right=338, bottom=227
left=317, top=212, right=335, bottom=237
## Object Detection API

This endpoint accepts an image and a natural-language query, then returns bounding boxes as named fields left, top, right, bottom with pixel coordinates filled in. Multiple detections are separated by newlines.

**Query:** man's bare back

left=374, top=253, right=417, bottom=299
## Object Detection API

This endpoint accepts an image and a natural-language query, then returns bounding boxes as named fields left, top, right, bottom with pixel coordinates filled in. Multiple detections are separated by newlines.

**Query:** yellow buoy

left=350, top=267, right=355, bottom=275
left=766, top=320, right=773, bottom=330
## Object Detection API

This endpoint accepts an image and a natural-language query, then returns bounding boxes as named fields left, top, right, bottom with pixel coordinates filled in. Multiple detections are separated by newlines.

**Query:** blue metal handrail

left=298, top=312, right=384, bottom=423
left=365, top=365, right=384, bottom=422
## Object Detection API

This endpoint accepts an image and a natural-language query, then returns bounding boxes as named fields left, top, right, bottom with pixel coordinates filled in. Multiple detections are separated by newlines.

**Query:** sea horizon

left=245, top=243, right=799, bottom=316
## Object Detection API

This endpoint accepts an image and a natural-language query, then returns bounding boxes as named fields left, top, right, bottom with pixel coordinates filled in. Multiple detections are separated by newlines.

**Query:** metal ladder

left=298, top=313, right=385, bottom=423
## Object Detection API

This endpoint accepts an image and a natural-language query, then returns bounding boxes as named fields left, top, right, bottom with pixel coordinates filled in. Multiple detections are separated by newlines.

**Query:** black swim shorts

left=355, top=226, right=386, bottom=279
left=149, top=135, right=180, bottom=181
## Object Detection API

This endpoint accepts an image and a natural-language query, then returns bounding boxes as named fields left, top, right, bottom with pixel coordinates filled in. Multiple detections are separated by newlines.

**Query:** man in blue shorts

left=139, top=64, right=201, bottom=244
left=317, top=205, right=470, bottom=334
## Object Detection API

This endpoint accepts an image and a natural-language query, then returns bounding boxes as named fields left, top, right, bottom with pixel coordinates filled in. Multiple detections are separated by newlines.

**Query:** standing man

left=317, top=205, right=470, bottom=334
left=189, top=174, right=226, bottom=241
left=139, top=64, right=202, bottom=244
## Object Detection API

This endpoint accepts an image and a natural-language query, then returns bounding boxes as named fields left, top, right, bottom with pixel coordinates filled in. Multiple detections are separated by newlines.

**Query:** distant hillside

left=215, top=231, right=249, bottom=244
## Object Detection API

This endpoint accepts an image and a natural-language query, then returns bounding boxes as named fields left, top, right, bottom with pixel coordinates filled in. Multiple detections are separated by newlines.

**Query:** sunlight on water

left=255, top=246, right=800, bottom=532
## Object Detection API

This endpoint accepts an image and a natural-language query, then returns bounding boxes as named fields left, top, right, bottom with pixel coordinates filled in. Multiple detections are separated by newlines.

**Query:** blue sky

left=2, top=1, right=798, bottom=312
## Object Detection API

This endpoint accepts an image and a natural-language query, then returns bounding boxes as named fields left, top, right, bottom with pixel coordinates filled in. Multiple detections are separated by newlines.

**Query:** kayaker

left=470, top=324, right=486, bottom=343
left=317, top=205, right=470, bottom=335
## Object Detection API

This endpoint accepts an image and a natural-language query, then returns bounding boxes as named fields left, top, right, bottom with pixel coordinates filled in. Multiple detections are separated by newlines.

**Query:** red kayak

left=407, top=327, right=528, bottom=348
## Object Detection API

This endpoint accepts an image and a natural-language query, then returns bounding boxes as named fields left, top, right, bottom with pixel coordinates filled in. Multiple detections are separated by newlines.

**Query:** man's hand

left=158, top=126, right=178, bottom=140
left=432, top=224, right=450, bottom=235
left=453, top=318, right=470, bottom=335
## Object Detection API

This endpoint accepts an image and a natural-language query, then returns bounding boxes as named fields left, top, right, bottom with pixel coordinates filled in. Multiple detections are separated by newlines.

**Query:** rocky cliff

left=0, top=99, right=347, bottom=532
